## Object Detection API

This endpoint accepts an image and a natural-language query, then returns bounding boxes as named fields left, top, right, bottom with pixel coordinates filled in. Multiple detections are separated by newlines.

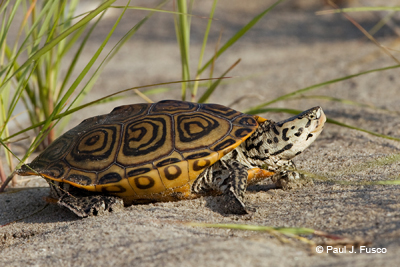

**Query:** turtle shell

left=19, top=100, right=259, bottom=203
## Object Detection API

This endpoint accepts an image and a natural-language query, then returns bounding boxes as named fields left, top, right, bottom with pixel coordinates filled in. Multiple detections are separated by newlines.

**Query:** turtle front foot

left=271, top=170, right=313, bottom=190
left=58, top=194, right=124, bottom=218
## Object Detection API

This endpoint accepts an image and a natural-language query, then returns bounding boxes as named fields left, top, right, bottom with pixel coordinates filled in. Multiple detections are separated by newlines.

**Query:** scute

left=18, top=114, right=108, bottom=175
left=65, top=170, right=96, bottom=187
left=65, top=174, right=93, bottom=186
left=200, top=103, right=242, bottom=119
left=18, top=100, right=259, bottom=203
left=174, top=112, right=230, bottom=151
left=150, top=100, right=198, bottom=114
left=42, top=162, right=68, bottom=179
left=232, top=114, right=258, bottom=127
left=66, top=125, right=121, bottom=171
left=105, top=103, right=151, bottom=123
left=117, top=114, right=173, bottom=166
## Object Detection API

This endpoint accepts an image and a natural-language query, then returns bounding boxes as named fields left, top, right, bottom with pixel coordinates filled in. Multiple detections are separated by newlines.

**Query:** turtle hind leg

left=193, top=159, right=252, bottom=215
left=219, top=161, right=251, bottom=215
left=220, top=187, right=249, bottom=215
left=58, top=194, right=124, bottom=218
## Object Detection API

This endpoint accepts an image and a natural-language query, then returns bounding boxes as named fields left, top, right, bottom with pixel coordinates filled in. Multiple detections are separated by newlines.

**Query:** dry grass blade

left=0, top=171, right=17, bottom=192
left=0, top=137, right=24, bottom=191
left=133, top=89, right=154, bottom=103
left=198, top=59, right=240, bottom=103
left=325, top=0, right=400, bottom=64
left=0, top=161, right=6, bottom=184
left=188, top=223, right=368, bottom=247
left=198, top=0, right=285, bottom=75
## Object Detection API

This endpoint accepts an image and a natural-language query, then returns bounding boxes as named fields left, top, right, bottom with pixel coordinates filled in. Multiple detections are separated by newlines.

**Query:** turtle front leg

left=58, top=194, right=124, bottom=218
left=193, top=159, right=251, bottom=214
left=270, top=160, right=313, bottom=190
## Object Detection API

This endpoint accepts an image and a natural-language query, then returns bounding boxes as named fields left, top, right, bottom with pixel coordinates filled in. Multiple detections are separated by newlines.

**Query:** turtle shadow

left=203, top=183, right=277, bottom=215
left=0, top=187, right=82, bottom=226
left=246, top=183, right=277, bottom=193
left=2, top=183, right=278, bottom=223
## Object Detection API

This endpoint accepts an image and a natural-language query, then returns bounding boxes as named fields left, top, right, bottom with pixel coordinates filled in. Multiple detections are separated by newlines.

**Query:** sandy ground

left=2, top=0, right=400, bottom=266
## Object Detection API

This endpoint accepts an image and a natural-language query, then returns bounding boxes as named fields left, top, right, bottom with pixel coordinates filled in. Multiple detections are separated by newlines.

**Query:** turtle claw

left=58, top=194, right=124, bottom=218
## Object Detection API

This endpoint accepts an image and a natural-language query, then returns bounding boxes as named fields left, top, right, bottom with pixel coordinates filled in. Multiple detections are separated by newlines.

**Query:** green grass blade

left=316, top=6, right=400, bottom=15
left=291, top=95, right=399, bottom=114
left=110, top=5, right=190, bottom=16
left=10, top=1, right=117, bottom=163
left=105, top=0, right=169, bottom=64
left=35, top=1, right=61, bottom=119
left=2, top=78, right=227, bottom=142
left=0, top=139, right=23, bottom=168
left=0, top=0, right=23, bottom=55
left=244, top=64, right=400, bottom=113
left=192, top=0, right=218, bottom=100
left=176, top=0, right=191, bottom=101
left=0, top=64, right=36, bottom=137
left=188, top=223, right=316, bottom=235
left=51, top=1, right=129, bottom=126
left=326, top=117, right=400, bottom=142
left=368, top=11, right=395, bottom=37
left=56, top=0, right=166, bottom=134
left=0, top=0, right=53, bottom=80
left=57, top=14, right=102, bottom=100
left=143, top=87, right=172, bottom=95
left=197, top=0, right=285, bottom=75
left=373, top=180, right=400, bottom=185
left=248, top=108, right=400, bottom=142
left=0, top=0, right=116, bottom=93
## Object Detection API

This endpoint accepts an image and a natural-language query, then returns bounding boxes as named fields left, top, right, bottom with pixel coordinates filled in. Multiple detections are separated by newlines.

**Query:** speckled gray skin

left=45, top=178, right=124, bottom=217
left=192, top=106, right=325, bottom=214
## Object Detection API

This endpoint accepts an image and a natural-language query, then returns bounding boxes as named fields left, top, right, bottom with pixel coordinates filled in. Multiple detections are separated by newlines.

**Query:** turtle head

left=269, top=106, right=326, bottom=160
left=240, top=106, right=325, bottom=170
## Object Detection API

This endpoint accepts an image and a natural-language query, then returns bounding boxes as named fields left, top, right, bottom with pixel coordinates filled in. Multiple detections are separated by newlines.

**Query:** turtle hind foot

left=58, top=194, right=124, bottom=218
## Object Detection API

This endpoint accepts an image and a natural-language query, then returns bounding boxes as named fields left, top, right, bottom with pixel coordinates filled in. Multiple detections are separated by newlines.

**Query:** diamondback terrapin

left=18, top=100, right=325, bottom=217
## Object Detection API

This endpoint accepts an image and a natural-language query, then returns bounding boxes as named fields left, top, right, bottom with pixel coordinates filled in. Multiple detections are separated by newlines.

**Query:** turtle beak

left=311, top=107, right=326, bottom=134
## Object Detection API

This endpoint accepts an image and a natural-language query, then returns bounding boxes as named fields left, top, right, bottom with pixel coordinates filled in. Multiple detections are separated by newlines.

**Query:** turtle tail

left=17, top=163, right=37, bottom=176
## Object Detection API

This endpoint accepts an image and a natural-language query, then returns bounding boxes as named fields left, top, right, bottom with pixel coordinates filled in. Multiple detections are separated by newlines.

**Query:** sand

left=1, top=1, right=400, bottom=266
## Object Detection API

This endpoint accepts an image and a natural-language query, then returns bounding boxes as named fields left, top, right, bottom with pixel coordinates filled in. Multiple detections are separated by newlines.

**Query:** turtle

left=18, top=100, right=326, bottom=217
